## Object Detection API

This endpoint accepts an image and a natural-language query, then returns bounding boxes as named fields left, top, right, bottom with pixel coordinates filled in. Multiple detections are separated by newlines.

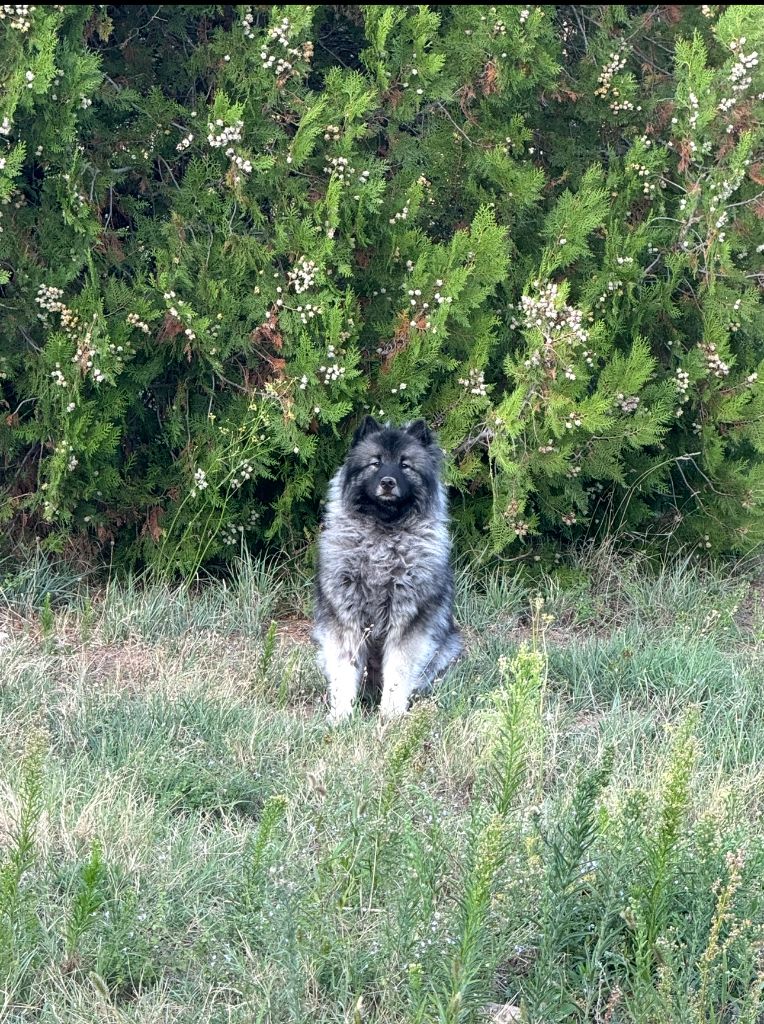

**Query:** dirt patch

left=76, top=645, right=161, bottom=687
left=277, top=617, right=314, bottom=645
left=482, top=1005, right=522, bottom=1023
left=734, top=575, right=764, bottom=635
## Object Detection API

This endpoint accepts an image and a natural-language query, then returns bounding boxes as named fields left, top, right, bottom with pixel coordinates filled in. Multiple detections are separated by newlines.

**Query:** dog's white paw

left=379, top=691, right=409, bottom=720
left=327, top=703, right=354, bottom=724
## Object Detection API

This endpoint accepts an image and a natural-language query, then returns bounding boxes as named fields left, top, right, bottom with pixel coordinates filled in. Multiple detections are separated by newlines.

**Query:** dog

left=313, top=416, right=463, bottom=721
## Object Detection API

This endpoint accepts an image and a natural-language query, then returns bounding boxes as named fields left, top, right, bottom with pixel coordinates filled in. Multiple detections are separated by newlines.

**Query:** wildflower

left=457, top=369, right=488, bottom=396
left=259, top=15, right=314, bottom=81
left=127, top=312, right=151, bottom=334
left=617, top=394, right=640, bottom=413
left=0, top=5, right=34, bottom=32
left=207, top=119, right=243, bottom=149
left=699, top=342, right=730, bottom=378
left=288, top=259, right=317, bottom=294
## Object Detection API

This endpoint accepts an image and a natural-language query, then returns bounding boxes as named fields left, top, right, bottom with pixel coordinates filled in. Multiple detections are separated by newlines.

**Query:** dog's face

left=341, top=417, right=442, bottom=522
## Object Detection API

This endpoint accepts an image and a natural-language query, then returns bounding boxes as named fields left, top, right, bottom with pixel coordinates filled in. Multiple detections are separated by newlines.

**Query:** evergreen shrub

left=1, top=5, right=763, bottom=570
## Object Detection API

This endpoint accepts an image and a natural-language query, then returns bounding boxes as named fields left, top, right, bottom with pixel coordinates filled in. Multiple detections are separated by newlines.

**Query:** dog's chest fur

left=320, top=481, right=448, bottom=637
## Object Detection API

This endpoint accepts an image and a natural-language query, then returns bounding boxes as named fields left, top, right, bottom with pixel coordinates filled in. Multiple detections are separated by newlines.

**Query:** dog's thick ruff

left=313, top=418, right=462, bottom=720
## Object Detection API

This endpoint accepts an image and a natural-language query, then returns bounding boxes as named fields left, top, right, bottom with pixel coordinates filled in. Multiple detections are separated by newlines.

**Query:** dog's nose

left=380, top=476, right=396, bottom=491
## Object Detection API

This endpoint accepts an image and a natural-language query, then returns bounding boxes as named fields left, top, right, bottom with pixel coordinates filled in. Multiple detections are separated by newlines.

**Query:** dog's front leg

left=379, top=628, right=434, bottom=719
left=321, top=633, right=365, bottom=722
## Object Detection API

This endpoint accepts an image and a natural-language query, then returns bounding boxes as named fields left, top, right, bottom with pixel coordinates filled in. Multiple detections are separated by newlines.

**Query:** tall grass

left=0, top=552, right=763, bottom=1021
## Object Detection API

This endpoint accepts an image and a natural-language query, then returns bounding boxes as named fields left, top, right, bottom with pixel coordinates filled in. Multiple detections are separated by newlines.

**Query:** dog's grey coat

left=313, top=418, right=462, bottom=719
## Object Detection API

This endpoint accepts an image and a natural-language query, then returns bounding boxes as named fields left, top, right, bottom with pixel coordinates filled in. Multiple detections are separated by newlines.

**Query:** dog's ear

left=405, top=419, right=432, bottom=446
left=352, top=415, right=381, bottom=447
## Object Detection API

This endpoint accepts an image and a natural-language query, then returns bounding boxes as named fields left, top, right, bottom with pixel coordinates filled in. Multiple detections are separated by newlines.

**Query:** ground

left=1, top=551, right=763, bottom=1023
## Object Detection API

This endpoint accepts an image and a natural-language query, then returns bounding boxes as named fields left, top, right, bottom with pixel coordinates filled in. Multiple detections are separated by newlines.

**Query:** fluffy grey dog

left=313, top=416, right=463, bottom=721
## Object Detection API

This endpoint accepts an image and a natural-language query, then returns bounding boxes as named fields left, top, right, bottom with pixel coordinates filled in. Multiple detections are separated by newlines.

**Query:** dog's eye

left=368, top=460, right=380, bottom=469
left=400, top=461, right=411, bottom=470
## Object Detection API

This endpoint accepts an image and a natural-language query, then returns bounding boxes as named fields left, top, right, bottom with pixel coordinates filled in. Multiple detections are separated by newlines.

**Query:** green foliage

left=380, top=701, right=434, bottom=815
left=486, top=639, right=545, bottom=815
left=428, top=637, right=546, bottom=1021
left=436, top=811, right=507, bottom=1024
left=1, top=6, right=763, bottom=569
left=0, top=736, right=46, bottom=996
left=244, top=793, right=288, bottom=910
left=65, top=841, right=106, bottom=959
left=631, top=710, right=699, bottom=982
left=255, top=619, right=280, bottom=688
left=523, top=750, right=614, bottom=1022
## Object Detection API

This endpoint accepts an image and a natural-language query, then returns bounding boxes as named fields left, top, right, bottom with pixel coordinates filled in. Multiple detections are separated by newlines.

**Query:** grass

left=1, top=550, right=764, bottom=1022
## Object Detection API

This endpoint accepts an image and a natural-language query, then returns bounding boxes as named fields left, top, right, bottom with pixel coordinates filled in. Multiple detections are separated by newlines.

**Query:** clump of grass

left=39, top=592, right=55, bottom=640
left=380, top=702, right=435, bottom=816
left=429, top=633, right=547, bottom=1022
left=488, top=643, right=545, bottom=815
left=0, top=550, right=89, bottom=615
left=631, top=709, right=699, bottom=983
left=64, top=841, right=107, bottom=964
left=254, top=620, right=279, bottom=690
left=243, top=794, right=288, bottom=911
left=435, top=811, right=509, bottom=1023
left=363, top=703, right=437, bottom=917
left=692, top=847, right=749, bottom=1020
left=523, top=749, right=614, bottom=1022
left=0, top=737, right=46, bottom=1001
